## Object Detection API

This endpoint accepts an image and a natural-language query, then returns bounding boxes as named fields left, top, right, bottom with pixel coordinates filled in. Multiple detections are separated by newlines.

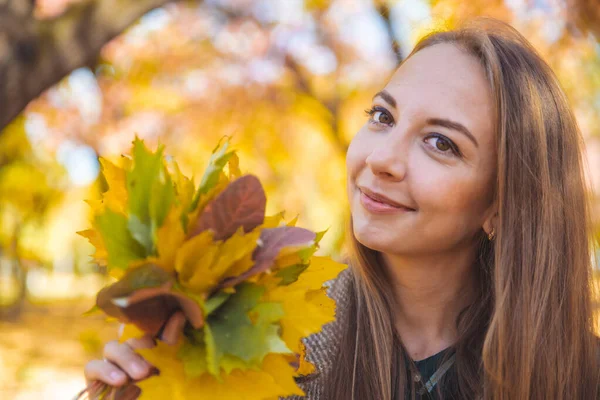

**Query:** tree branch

left=376, top=2, right=402, bottom=64
left=568, top=0, right=600, bottom=39
left=0, top=0, right=181, bottom=131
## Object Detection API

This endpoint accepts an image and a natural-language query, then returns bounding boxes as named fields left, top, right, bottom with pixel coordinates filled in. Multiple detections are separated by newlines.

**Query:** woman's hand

left=84, top=333, right=156, bottom=388
left=83, top=311, right=186, bottom=389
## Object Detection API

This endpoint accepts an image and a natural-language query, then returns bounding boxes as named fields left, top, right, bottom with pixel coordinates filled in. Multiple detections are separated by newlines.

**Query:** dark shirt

left=393, top=347, right=458, bottom=400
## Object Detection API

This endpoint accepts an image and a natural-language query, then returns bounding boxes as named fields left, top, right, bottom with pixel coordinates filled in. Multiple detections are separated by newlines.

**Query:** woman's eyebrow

left=427, top=118, right=479, bottom=148
left=372, top=90, right=396, bottom=108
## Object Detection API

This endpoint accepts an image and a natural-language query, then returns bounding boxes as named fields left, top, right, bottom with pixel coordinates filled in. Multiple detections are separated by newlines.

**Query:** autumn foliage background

left=1, top=0, right=599, bottom=399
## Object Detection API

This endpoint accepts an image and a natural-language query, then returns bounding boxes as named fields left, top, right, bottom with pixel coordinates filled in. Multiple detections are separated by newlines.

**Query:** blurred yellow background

left=1, top=0, right=599, bottom=398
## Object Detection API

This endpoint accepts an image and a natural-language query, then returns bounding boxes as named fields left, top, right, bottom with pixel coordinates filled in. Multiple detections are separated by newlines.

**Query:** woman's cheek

left=423, top=173, right=485, bottom=214
left=346, top=129, right=370, bottom=177
left=409, top=158, right=468, bottom=211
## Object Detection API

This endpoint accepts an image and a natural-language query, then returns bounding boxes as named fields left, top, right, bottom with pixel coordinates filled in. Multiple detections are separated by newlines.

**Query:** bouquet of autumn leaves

left=79, top=138, right=346, bottom=400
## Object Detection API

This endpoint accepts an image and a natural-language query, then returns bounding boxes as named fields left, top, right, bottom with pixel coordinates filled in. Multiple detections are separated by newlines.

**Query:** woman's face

left=347, top=43, right=497, bottom=256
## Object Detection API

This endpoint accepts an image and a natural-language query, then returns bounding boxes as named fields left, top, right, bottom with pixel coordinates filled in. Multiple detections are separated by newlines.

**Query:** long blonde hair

left=325, top=18, right=600, bottom=400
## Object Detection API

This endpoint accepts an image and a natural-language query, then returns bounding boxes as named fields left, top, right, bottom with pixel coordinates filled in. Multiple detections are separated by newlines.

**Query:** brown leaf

left=96, top=264, right=204, bottom=337
left=96, top=264, right=173, bottom=322
left=111, top=383, right=142, bottom=400
left=189, top=175, right=266, bottom=241
left=219, top=226, right=316, bottom=288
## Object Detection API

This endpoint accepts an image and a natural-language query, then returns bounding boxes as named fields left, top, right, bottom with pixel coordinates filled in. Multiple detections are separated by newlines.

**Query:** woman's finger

left=159, top=311, right=186, bottom=345
left=84, top=359, right=128, bottom=387
left=103, top=340, right=153, bottom=381
left=125, top=334, right=156, bottom=350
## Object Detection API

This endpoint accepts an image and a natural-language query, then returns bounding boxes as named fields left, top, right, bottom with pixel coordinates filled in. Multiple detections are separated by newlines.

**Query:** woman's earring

left=487, top=228, right=496, bottom=241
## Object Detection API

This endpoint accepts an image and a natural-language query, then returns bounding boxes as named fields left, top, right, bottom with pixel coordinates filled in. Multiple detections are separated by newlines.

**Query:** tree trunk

left=570, top=0, right=600, bottom=38
left=0, top=0, right=178, bottom=131
left=0, top=227, right=26, bottom=320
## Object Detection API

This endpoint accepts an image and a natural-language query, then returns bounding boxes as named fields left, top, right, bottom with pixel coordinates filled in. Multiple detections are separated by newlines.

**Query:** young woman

left=84, top=18, right=600, bottom=399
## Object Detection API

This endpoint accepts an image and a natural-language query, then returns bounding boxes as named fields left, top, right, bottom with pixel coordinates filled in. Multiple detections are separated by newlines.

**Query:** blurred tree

left=569, top=0, right=600, bottom=39
left=0, top=116, right=66, bottom=318
left=0, top=0, right=183, bottom=131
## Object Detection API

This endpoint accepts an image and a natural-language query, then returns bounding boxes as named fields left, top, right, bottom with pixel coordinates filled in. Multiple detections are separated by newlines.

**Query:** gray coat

left=284, top=267, right=353, bottom=400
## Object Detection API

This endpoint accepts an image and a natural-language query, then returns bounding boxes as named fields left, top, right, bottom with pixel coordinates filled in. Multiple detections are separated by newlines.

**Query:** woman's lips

left=359, top=190, right=414, bottom=214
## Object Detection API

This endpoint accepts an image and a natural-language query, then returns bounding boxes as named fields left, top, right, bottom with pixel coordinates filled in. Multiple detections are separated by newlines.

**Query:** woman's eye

left=434, top=137, right=451, bottom=151
left=424, top=134, right=461, bottom=157
left=365, top=107, right=394, bottom=126
left=372, top=111, right=392, bottom=125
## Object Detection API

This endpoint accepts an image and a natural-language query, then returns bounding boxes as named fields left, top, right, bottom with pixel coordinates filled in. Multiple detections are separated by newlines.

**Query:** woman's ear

left=482, top=204, right=498, bottom=236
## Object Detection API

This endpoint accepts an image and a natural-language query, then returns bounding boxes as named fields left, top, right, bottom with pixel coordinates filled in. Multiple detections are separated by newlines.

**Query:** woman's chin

left=351, top=214, right=409, bottom=253
left=353, top=228, right=393, bottom=253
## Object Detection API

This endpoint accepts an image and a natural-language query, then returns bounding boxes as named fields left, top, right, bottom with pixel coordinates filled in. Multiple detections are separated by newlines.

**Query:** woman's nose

left=365, top=139, right=407, bottom=181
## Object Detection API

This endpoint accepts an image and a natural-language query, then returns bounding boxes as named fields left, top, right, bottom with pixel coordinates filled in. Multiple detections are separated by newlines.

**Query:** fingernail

left=132, top=362, right=146, bottom=375
left=110, top=370, right=125, bottom=382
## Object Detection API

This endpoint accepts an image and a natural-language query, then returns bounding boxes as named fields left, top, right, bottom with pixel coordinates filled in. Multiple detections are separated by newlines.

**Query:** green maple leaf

left=128, top=215, right=153, bottom=255
left=315, top=228, right=328, bottom=244
left=296, top=228, right=328, bottom=263
left=149, top=165, right=175, bottom=231
left=190, top=138, right=235, bottom=211
left=276, top=263, right=309, bottom=285
left=178, top=333, right=254, bottom=379
left=272, top=229, right=329, bottom=285
left=178, top=339, right=209, bottom=378
left=126, top=138, right=175, bottom=255
left=95, top=209, right=146, bottom=270
left=297, top=245, right=318, bottom=263
left=202, top=291, right=232, bottom=316
left=203, top=283, right=291, bottom=376
left=127, top=138, right=164, bottom=224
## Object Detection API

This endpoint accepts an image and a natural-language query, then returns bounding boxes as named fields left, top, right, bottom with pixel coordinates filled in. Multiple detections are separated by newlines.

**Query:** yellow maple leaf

left=262, top=212, right=285, bottom=228
left=286, top=215, right=299, bottom=227
left=99, top=158, right=128, bottom=214
left=120, top=325, right=304, bottom=400
left=293, top=256, right=346, bottom=292
left=253, top=272, right=281, bottom=291
left=176, top=228, right=261, bottom=294
left=211, top=228, right=261, bottom=278
left=219, top=229, right=262, bottom=279
left=170, top=160, right=195, bottom=214
left=221, top=253, right=255, bottom=280
left=77, top=229, right=108, bottom=266
left=272, top=286, right=336, bottom=354
left=84, top=198, right=105, bottom=215
left=175, top=230, right=218, bottom=292
left=273, top=252, right=303, bottom=269
left=109, top=269, right=125, bottom=280
left=139, top=352, right=304, bottom=400
left=262, top=256, right=346, bottom=354
left=227, top=152, right=242, bottom=180
left=155, top=206, right=186, bottom=273
left=296, top=341, right=316, bottom=376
